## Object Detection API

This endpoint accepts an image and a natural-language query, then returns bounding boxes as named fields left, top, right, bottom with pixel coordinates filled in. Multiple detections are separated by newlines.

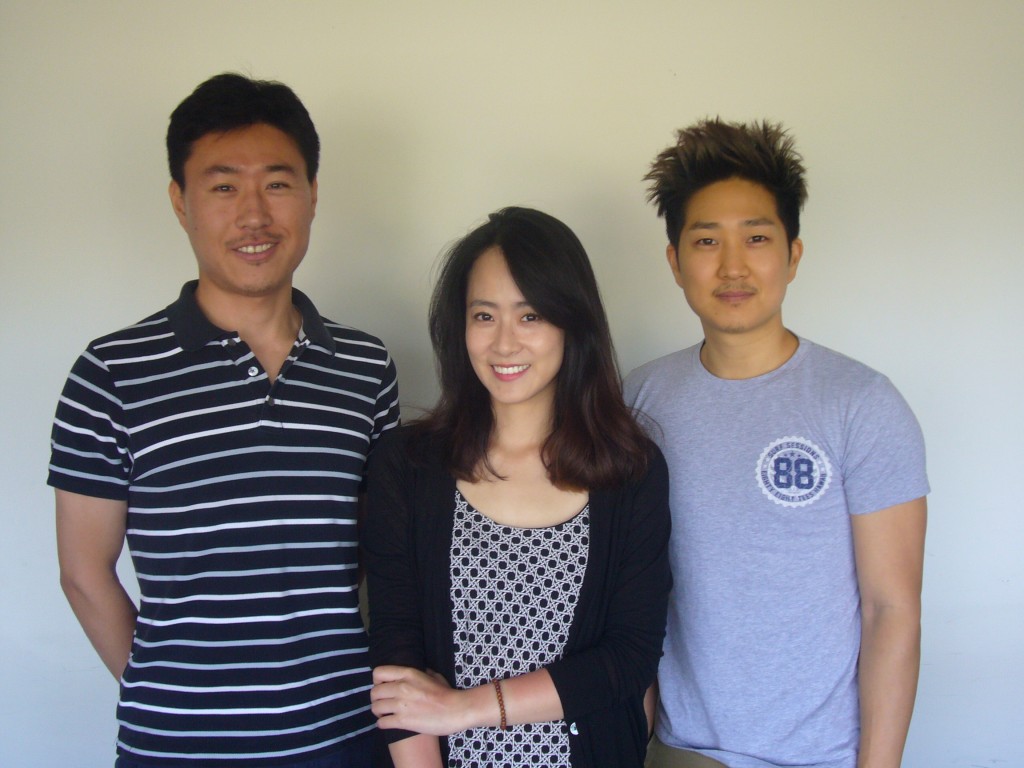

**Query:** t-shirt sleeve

left=622, top=364, right=665, bottom=444
left=842, top=374, right=929, bottom=515
left=47, top=347, right=131, bottom=500
left=370, top=351, right=401, bottom=446
left=622, top=371, right=638, bottom=407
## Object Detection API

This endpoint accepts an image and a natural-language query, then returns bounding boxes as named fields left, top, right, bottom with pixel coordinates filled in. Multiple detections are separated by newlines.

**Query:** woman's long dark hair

left=412, top=207, right=650, bottom=489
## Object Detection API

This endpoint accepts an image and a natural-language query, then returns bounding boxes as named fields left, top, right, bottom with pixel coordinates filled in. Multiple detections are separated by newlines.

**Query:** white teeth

left=493, top=364, right=529, bottom=374
left=238, top=243, right=273, bottom=254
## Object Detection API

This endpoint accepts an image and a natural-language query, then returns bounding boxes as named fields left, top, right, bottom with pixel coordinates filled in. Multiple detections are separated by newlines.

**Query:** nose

left=236, top=188, right=272, bottom=230
left=717, top=238, right=748, bottom=279
left=492, top=318, right=521, bottom=356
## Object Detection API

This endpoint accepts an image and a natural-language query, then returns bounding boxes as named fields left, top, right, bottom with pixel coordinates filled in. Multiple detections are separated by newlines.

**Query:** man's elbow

left=59, top=565, right=92, bottom=608
left=861, top=597, right=922, bottom=640
left=58, top=561, right=115, bottom=608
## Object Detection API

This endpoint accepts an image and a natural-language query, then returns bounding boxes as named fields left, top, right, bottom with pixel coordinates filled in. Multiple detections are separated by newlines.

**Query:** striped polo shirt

left=48, top=281, right=399, bottom=765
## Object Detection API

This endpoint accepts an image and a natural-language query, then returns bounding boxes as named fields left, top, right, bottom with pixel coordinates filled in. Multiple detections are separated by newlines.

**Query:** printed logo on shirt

left=755, top=436, right=832, bottom=508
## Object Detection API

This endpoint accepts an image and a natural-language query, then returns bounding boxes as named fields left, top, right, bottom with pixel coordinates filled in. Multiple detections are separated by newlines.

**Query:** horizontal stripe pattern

left=49, top=286, right=399, bottom=765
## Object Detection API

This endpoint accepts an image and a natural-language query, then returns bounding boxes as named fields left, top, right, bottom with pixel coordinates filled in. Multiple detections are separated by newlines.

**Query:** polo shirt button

left=568, top=722, right=578, bottom=735
left=247, top=366, right=259, bottom=377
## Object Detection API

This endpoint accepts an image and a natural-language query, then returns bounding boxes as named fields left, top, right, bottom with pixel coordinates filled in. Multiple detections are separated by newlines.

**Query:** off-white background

left=2, top=2, right=1021, bottom=766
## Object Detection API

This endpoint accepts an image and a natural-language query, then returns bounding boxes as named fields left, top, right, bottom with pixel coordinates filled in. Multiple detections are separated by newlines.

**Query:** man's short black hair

left=167, top=73, right=319, bottom=188
left=645, top=118, right=807, bottom=247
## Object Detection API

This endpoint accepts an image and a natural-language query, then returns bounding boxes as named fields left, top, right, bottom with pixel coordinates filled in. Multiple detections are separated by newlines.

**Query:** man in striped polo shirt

left=49, top=74, right=399, bottom=767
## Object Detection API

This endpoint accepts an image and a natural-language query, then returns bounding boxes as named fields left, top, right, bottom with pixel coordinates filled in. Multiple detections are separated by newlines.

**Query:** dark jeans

left=114, top=731, right=372, bottom=768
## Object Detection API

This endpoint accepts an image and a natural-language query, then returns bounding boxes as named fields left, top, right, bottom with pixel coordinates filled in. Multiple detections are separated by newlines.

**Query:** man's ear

left=169, top=180, right=187, bottom=228
left=310, top=177, right=318, bottom=219
left=787, top=237, right=803, bottom=283
left=666, top=243, right=685, bottom=290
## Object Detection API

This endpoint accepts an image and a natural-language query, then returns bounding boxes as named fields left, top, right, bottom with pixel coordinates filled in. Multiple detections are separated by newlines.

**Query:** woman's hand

left=372, top=666, right=483, bottom=736
left=373, top=665, right=566, bottom=738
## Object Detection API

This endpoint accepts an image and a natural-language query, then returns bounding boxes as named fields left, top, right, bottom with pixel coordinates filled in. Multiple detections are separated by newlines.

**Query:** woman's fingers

left=372, top=665, right=418, bottom=684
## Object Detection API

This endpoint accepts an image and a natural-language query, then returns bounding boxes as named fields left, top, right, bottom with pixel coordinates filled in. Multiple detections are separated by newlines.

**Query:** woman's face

left=464, top=246, right=564, bottom=415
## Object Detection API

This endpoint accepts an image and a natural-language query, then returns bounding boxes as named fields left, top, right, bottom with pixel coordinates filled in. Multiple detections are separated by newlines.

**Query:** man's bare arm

left=388, top=734, right=443, bottom=768
left=56, top=489, right=137, bottom=679
left=851, top=496, right=927, bottom=768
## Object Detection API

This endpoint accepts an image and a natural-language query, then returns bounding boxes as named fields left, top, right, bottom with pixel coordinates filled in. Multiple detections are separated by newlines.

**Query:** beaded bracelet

left=491, top=679, right=507, bottom=731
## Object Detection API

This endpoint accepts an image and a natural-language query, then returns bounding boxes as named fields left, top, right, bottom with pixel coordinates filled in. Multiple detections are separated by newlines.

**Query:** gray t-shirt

left=624, top=338, right=928, bottom=768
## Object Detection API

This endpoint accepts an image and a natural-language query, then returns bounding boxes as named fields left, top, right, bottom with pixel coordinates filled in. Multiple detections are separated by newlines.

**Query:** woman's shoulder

left=590, top=440, right=667, bottom=504
left=644, top=440, right=668, bottom=478
left=371, top=423, right=449, bottom=473
left=371, top=423, right=410, bottom=463
left=626, top=441, right=669, bottom=498
left=622, top=438, right=668, bottom=488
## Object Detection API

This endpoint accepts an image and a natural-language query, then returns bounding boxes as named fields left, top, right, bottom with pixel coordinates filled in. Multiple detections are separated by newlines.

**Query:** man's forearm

left=856, top=603, right=921, bottom=768
left=389, top=733, right=443, bottom=768
left=56, top=490, right=135, bottom=679
left=61, top=571, right=137, bottom=679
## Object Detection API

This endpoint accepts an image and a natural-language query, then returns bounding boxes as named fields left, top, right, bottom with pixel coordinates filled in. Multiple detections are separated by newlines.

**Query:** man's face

left=667, top=177, right=802, bottom=342
left=169, top=123, right=317, bottom=304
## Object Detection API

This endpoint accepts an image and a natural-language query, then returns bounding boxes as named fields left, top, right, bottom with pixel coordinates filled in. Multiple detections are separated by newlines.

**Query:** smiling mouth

left=493, top=364, right=529, bottom=375
left=237, top=243, right=274, bottom=255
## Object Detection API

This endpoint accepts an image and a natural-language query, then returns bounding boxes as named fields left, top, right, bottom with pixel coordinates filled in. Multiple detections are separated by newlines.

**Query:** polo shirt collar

left=166, top=280, right=336, bottom=353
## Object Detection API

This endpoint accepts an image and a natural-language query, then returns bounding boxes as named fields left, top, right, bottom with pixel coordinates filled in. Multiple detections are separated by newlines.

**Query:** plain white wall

left=2, top=2, right=1021, bottom=765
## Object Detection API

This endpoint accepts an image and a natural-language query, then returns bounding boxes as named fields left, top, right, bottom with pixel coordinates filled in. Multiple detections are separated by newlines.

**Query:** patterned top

left=447, top=490, right=590, bottom=767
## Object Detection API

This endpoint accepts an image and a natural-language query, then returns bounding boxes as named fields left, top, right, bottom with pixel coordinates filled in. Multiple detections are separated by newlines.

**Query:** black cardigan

left=363, top=426, right=672, bottom=768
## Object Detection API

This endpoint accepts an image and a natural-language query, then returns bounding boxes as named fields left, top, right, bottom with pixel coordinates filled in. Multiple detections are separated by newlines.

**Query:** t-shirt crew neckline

left=694, top=336, right=809, bottom=390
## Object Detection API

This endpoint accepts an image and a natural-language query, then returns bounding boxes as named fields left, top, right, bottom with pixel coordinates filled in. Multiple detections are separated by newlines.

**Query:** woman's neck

left=460, top=395, right=586, bottom=528
left=488, top=399, right=553, bottom=463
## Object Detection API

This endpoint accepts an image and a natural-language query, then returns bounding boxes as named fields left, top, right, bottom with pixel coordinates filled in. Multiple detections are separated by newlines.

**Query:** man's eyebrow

left=202, top=163, right=300, bottom=176
left=265, top=163, right=300, bottom=175
left=686, top=217, right=778, bottom=230
left=686, top=220, right=720, bottom=231
left=202, top=164, right=239, bottom=176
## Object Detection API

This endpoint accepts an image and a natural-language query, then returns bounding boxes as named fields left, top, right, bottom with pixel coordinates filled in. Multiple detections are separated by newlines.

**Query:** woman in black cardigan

left=364, top=207, right=671, bottom=768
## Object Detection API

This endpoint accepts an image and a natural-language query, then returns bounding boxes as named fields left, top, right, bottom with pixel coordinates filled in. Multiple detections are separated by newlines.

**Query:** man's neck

left=699, top=325, right=799, bottom=380
left=195, top=281, right=302, bottom=381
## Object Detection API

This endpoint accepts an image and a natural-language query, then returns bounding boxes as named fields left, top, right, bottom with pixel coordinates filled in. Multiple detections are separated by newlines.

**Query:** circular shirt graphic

left=756, top=436, right=832, bottom=508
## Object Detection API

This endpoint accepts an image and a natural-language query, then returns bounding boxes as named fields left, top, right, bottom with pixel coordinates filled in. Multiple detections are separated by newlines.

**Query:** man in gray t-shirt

left=625, top=120, right=928, bottom=768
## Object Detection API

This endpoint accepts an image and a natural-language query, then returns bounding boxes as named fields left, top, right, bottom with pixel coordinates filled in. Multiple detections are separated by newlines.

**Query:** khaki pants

left=645, top=735, right=729, bottom=768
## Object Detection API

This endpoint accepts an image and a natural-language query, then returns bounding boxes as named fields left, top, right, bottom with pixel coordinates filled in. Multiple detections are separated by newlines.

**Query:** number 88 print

left=756, top=437, right=833, bottom=508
